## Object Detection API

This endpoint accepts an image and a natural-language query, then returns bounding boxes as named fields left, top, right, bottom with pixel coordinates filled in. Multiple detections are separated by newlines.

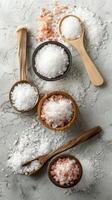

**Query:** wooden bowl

left=37, top=91, right=78, bottom=131
left=48, top=154, right=83, bottom=188
left=32, top=41, right=72, bottom=81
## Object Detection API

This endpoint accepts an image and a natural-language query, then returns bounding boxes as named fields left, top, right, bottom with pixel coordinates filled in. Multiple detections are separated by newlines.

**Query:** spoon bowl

left=9, top=80, right=39, bottom=112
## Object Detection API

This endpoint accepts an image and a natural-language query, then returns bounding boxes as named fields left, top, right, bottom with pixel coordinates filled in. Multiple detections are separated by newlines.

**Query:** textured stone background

left=0, top=0, right=112, bottom=200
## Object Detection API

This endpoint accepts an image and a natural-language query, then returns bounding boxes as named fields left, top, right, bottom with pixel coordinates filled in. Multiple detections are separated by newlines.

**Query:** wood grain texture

left=16, top=27, right=27, bottom=81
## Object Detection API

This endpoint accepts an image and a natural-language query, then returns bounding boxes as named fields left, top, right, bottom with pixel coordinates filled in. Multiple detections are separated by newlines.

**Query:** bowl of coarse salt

left=48, top=154, right=83, bottom=188
left=32, top=41, right=72, bottom=81
left=37, top=91, right=78, bottom=131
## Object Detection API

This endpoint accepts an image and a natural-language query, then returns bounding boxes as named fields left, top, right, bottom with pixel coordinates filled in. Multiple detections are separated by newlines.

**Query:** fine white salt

left=11, top=83, right=39, bottom=111
left=61, top=16, right=81, bottom=39
left=41, top=97, right=73, bottom=128
left=35, top=44, right=69, bottom=78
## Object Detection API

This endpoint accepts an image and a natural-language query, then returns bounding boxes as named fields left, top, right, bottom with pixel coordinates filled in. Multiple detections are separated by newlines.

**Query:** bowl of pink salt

left=32, top=41, right=72, bottom=81
left=37, top=91, right=78, bottom=131
left=48, top=154, right=83, bottom=188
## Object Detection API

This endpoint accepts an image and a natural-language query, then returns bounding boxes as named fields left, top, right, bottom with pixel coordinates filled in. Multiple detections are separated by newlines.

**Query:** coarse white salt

left=61, top=16, right=81, bottom=39
left=7, top=121, right=69, bottom=174
left=35, top=44, right=69, bottom=78
left=22, top=160, right=42, bottom=175
left=41, top=96, right=73, bottom=128
left=50, top=157, right=80, bottom=186
left=11, top=83, right=39, bottom=111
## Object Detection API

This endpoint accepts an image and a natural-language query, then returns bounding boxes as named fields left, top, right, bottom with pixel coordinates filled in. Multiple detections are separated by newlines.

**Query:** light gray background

left=0, top=0, right=112, bottom=200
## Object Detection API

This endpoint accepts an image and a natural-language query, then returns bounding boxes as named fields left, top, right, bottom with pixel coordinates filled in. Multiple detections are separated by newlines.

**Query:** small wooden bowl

left=32, top=41, right=72, bottom=81
left=48, top=154, right=83, bottom=188
left=37, top=91, right=78, bottom=131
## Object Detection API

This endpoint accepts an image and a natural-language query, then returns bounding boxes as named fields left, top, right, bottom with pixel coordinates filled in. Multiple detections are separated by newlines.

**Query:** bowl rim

left=37, top=91, right=78, bottom=131
left=32, top=41, right=72, bottom=81
left=48, top=154, right=83, bottom=188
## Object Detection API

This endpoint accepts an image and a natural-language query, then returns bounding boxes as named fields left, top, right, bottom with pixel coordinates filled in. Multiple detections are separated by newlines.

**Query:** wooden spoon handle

left=47, top=126, right=102, bottom=159
left=73, top=41, right=104, bottom=86
left=16, top=26, right=27, bottom=81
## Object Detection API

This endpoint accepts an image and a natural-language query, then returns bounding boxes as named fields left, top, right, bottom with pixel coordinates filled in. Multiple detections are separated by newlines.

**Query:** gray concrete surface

left=0, top=0, right=112, bottom=200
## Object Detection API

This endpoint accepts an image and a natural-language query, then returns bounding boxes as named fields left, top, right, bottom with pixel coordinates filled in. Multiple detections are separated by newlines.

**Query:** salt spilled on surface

left=11, top=83, right=39, bottom=111
left=35, top=44, right=69, bottom=78
left=61, top=16, right=81, bottom=40
left=35, top=3, right=108, bottom=108
left=36, top=3, right=108, bottom=51
left=7, top=121, right=69, bottom=175
left=41, top=97, right=73, bottom=128
left=7, top=120, right=104, bottom=192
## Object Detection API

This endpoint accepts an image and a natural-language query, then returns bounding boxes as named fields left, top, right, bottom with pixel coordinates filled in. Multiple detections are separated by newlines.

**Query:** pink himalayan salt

left=50, top=157, right=80, bottom=186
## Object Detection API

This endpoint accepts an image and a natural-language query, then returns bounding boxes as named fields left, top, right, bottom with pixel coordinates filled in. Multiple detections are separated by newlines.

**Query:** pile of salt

left=41, top=96, right=73, bottom=128
left=35, top=44, right=69, bottom=79
left=61, top=16, right=81, bottom=39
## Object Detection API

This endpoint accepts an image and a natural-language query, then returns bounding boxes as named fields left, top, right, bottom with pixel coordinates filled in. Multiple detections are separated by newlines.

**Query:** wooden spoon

left=9, top=26, right=39, bottom=112
left=59, top=15, right=104, bottom=86
left=22, top=126, right=102, bottom=176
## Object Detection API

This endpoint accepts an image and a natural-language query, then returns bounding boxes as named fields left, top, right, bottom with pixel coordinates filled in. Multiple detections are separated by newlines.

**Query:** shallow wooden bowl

left=37, top=91, right=78, bottom=131
left=48, top=154, right=83, bottom=188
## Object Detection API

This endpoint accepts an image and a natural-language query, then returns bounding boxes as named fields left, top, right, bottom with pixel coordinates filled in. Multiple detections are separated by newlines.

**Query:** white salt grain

left=35, top=44, right=69, bottom=78
left=22, top=160, right=42, bottom=175
left=11, top=83, right=39, bottom=111
left=41, top=97, right=73, bottom=128
left=61, top=16, right=81, bottom=39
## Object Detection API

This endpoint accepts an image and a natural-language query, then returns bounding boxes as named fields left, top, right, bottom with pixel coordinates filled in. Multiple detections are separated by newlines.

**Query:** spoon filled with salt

left=9, top=26, right=39, bottom=112
left=59, top=15, right=104, bottom=86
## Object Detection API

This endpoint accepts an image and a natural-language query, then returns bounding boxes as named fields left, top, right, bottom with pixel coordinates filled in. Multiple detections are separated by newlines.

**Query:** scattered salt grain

left=7, top=121, right=69, bottom=174
left=35, top=44, right=69, bottom=78
left=11, top=83, right=39, bottom=111
left=41, top=96, right=73, bottom=128
left=61, top=16, right=81, bottom=39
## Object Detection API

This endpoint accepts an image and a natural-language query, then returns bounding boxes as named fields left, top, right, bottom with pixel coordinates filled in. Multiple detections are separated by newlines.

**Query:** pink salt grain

left=50, top=157, right=80, bottom=186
